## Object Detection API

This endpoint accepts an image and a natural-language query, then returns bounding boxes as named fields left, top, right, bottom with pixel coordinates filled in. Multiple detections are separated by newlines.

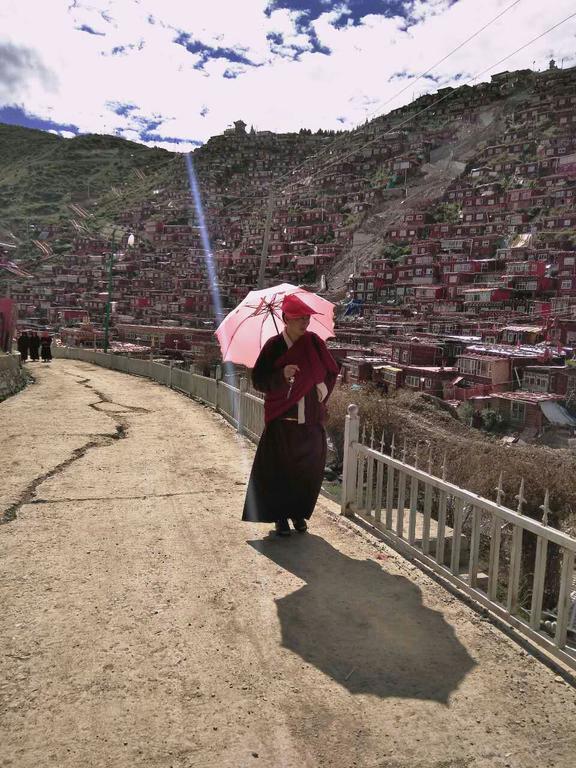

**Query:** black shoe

left=292, top=518, right=308, bottom=533
left=275, top=519, right=291, bottom=537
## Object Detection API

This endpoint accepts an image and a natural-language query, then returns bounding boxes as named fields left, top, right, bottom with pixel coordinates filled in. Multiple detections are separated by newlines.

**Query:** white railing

left=190, top=373, right=218, bottom=408
left=217, top=381, right=241, bottom=430
left=150, top=361, right=171, bottom=386
left=170, top=366, right=192, bottom=394
left=241, top=390, right=266, bottom=443
left=54, top=347, right=261, bottom=440
left=341, top=404, right=576, bottom=671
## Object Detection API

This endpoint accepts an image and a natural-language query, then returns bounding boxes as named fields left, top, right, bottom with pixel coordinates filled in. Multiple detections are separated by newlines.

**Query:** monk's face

left=285, top=314, right=310, bottom=341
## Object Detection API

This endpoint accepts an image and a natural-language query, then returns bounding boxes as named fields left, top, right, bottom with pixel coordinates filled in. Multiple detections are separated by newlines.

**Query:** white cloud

left=138, top=139, right=202, bottom=153
left=47, top=128, right=77, bottom=138
left=0, top=0, right=575, bottom=149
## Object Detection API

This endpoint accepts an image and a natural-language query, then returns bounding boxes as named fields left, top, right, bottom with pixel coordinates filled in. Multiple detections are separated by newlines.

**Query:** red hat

left=281, top=293, right=319, bottom=319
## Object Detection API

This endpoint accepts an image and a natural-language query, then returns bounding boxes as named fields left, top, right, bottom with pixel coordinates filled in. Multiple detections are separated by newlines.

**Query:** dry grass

left=327, top=385, right=576, bottom=531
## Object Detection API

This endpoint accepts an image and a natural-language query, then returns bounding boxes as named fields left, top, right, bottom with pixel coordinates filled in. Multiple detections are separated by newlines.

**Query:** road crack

left=1, top=432, right=125, bottom=525
left=1, top=376, right=129, bottom=525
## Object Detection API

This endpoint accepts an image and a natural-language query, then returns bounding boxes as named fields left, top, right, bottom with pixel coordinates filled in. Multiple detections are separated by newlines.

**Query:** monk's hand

left=283, top=364, right=299, bottom=382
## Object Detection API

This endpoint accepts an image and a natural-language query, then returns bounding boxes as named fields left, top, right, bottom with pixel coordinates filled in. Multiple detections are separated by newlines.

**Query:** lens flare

left=184, top=152, right=240, bottom=380
left=185, top=153, right=225, bottom=328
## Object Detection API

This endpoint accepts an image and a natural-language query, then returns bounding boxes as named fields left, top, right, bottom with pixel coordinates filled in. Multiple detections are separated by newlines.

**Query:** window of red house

left=510, top=401, right=526, bottom=423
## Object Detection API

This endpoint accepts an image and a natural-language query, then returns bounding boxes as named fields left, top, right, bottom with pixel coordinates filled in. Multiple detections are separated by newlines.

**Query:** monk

left=17, top=331, right=29, bottom=361
left=40, top=334, right=52, bottom=362
left=242, top=294, right=339, bottom=536
left=28, top=331, right=40, bottom=362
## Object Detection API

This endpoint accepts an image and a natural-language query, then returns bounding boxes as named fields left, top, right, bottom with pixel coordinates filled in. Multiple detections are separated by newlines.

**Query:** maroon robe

left=242, top=332, right=339, bottom=524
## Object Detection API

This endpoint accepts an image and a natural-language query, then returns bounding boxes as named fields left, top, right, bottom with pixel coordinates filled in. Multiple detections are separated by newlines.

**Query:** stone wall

left=0, top=354, right=27, bottom=401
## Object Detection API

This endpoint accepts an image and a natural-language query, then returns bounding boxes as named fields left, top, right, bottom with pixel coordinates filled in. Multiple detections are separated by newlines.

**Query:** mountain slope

left=0, top=126, right=174, bottom=235
left=2, top=65, right=576, bottom=304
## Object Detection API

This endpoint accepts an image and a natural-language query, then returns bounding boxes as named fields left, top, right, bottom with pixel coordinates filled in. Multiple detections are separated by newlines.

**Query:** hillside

left=0, top=126, right=173, bottom=238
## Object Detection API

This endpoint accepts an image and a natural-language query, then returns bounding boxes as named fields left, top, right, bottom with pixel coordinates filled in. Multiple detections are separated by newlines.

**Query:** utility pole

left=103, top=228, right=116, bottom=353
left=257, top=191, right=275, bottom=290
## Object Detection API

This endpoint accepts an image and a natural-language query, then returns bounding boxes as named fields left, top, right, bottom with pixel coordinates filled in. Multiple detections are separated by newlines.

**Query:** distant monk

left=242, top=294, right=339, bottom=536
left=28, top=331, right=40, bottom=362
left=40, top=334, right=52, bottom=362
left=17, top=331, right=29, bottom=362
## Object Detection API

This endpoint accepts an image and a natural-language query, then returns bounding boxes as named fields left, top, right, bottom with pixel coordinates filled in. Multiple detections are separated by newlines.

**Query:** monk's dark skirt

left=242, top=420, right=327, bottom=523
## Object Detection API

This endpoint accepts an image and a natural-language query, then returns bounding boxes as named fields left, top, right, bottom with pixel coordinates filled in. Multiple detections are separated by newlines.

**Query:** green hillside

left=0, top=125, right=175, bottom=237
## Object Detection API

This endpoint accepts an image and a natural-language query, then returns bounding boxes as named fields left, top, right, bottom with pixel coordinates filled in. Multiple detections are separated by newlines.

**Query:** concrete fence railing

left=341, top=404, right=576, bottom=672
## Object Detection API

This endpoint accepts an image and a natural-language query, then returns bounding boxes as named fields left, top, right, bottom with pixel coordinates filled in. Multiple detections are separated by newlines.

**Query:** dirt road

left=1, top=361, right=575, bottom=768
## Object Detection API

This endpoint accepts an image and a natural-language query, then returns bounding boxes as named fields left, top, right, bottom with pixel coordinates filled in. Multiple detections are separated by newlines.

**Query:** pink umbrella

left=215, top=283, right=335, bottom=368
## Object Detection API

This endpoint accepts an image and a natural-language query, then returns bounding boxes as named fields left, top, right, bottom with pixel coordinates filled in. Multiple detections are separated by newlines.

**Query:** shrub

left=431, top=202, right=461, bottom=223
left=458, top=401, right=474, bottom=425
left=379, top=243, right=411, bottom=261
left=565, top=390, right=576, bottom=416
left=480, top=408, right=508, bottom=433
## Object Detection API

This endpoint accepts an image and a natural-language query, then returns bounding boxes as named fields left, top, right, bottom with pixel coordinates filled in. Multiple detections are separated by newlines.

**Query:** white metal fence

left=341, top=404, right=576, bottom=671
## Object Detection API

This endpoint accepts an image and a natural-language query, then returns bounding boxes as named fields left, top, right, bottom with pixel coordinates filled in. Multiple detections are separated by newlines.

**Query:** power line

left=191, top=8, right=571, bottom=230
left=281, top=9, right=576, bottom=188
left=92, top=10, right=575, bottom=293
left=270, top=0, right=526, bottom=189
left=361, top=0, right=524, bottom=123
left=224, top=8, right=576, bottom=259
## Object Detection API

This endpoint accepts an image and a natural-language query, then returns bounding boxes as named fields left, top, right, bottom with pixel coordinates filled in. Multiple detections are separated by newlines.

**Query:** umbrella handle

left=286, top=376, right=295, bottom=400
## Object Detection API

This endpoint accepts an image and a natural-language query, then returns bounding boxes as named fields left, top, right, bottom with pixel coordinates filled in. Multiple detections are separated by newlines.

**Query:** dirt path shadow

left=249, top=534, right=476, bottom=703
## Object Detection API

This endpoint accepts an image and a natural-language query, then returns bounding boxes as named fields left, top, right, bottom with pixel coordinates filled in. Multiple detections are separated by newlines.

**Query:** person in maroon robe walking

left=28, top=331, right=40, bottom=361
left=242, top=294, right=339, bottom=536
left=40, top=334, right=52, bottom=362
left=16, top=331, right=29, bottom=361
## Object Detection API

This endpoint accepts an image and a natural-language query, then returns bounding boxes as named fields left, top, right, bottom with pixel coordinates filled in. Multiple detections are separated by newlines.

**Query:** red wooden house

left=491, top=392, right=571, bottom=432
left=400, top=365, right=457, bottom=397
left=390, top=338, right=445, bottom=367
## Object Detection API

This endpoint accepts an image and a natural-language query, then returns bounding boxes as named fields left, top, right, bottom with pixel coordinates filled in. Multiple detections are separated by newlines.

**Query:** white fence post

left=215, top=365, right=222, bottom=413
left=341, top=403, right=359, bottom=517
left=238, top=377, right=248, bottom=434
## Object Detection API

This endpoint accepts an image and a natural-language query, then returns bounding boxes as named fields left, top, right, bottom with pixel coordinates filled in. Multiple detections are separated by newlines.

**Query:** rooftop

left=402, top=365, right=457, bottom=374
left=502, top=325, right=544, bottom=333
left=464, top=344, right=548, bottom=358
left=492, top=392, right=563, bottom=403
left=439, top=335, right=482, bottom=343
left=457, top=354, right=509, bottom=362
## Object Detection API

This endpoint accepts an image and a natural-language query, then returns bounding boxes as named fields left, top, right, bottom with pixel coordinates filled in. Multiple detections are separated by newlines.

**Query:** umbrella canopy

left=215, top=283, right=335, bottom=368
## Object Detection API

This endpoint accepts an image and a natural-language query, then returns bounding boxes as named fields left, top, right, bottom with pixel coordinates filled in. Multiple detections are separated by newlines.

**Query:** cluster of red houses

left=3, top=65, right=576, bottom=439
left=335, top=66, right=576, bottom=438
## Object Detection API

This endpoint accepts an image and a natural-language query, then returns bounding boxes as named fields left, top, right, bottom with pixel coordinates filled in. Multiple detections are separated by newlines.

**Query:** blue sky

left=0, top=0, right=574, bottom=151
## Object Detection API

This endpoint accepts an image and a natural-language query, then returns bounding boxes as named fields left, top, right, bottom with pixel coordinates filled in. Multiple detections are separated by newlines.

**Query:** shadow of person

left=248, top=534, right=476, bottom=703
